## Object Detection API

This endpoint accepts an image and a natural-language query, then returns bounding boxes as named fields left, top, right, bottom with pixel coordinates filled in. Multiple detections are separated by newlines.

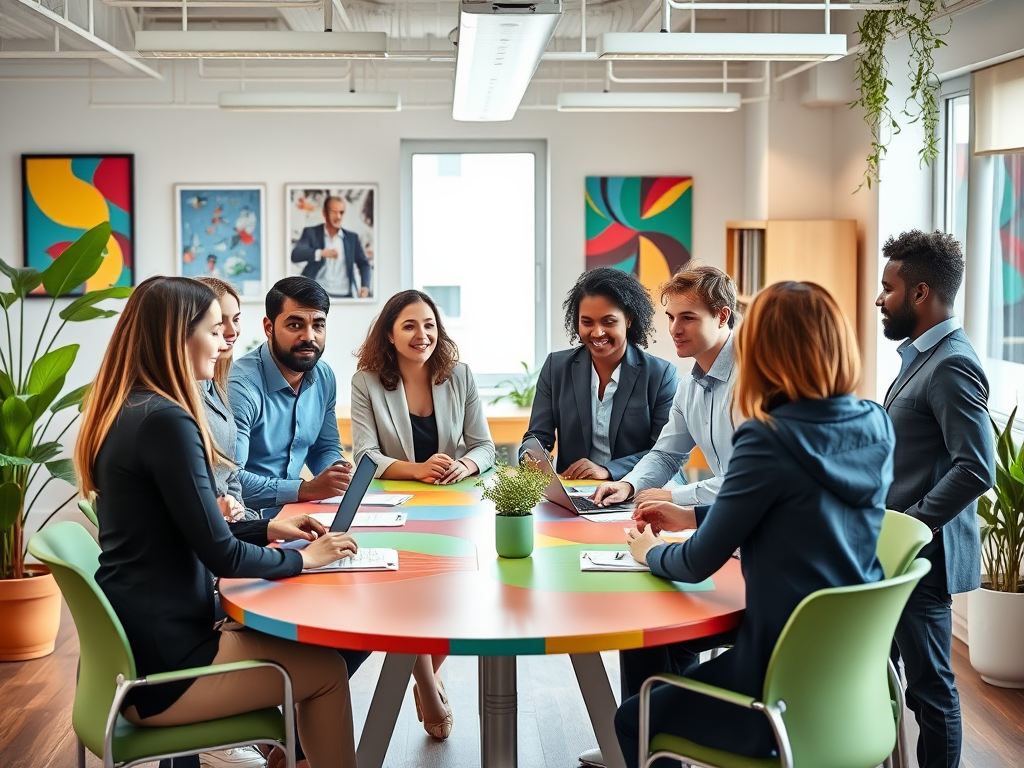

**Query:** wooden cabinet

left=725, top=219, right=858, bottom=328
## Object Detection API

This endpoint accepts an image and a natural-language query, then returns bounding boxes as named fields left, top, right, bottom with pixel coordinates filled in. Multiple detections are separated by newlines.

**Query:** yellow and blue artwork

left=175, top=184, right=266, bottom=301
left=22, top=154, right=134, bottom=296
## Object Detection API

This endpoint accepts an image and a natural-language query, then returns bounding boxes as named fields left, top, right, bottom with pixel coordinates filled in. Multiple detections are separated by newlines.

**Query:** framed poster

left=175, top=184, right=266, bottom=301
left=21, top=154, right=135, bottom=296
left=285, top=184, right=377, bottom=302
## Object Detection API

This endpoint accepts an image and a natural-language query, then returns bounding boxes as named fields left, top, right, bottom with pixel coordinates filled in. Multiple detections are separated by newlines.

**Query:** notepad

left=302, top=547, right=399, bottom=573
left=314, top=493, right=412, bottom=507
left=581, top=511, right=635, bottom=523
left=310, top=512, right=408, bottom=528
left=580, top=551, right=650, bottom=572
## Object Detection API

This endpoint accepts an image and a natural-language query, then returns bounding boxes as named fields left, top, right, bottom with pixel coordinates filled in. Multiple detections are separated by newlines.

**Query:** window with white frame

left=400, top=140, right=548, bottom=387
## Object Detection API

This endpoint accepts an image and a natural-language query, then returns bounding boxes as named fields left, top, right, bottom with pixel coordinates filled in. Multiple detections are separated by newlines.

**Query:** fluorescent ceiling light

left=557, top=91, right=741, bottom=112
left=136, top=31, right=388, bottom=59
left=219, top=92, right=401, bottom=111
left=452, top=0, right=562, bottom=122
left=597, top=33, right=847, bottom=62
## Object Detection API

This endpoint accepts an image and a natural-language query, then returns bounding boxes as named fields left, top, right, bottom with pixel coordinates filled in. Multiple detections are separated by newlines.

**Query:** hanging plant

left=851, top=0, right=949, bottom=190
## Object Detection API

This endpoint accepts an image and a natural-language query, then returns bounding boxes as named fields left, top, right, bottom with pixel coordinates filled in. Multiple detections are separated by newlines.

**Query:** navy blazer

left=290, top=225, right=371, bottom=295
left=525, top=344, right=678, bottom=479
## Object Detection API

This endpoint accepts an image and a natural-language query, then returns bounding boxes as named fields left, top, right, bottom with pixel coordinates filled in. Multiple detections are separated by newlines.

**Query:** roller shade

left=973, top=55, right=1024, bottom=155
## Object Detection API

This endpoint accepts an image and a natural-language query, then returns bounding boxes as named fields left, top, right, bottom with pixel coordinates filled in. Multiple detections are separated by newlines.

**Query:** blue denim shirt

left=228, top=343, right=342, bottom=511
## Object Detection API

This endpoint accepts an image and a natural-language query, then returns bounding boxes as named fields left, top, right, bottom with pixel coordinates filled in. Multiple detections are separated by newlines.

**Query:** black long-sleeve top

left=94, top=391, right=303, bottom=717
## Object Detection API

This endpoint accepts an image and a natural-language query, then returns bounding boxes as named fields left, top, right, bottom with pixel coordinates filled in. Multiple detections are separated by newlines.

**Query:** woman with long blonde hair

left=615, top=281, right=896, bottom=766
left=76, top=276, right=359, bottom=768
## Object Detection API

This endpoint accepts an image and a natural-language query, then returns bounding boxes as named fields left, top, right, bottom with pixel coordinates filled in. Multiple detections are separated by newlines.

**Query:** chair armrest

left=642, top=673, right=758, bottom=710
left=144, top=659, right=288, bottom=686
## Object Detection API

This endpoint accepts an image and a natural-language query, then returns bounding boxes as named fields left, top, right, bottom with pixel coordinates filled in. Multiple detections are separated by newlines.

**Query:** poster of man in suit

left=286, top=185, right=376, bottom=300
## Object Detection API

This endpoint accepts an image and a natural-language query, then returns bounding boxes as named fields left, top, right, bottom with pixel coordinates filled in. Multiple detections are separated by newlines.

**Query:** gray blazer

left=883, top=327, right=995, bottom=594
left=202, top=382, right=260, bottom=521
left=350, top=362, right=496, bottom=479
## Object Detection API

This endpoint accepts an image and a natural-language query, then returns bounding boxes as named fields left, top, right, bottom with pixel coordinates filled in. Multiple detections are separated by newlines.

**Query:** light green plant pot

left=495, top=513, right=534, bottom=559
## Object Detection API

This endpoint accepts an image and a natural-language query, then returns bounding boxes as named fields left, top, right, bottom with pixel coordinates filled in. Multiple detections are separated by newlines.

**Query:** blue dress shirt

left=895, top=316, right=962, bottom=379
left=228, top=343, right=343, bottom=511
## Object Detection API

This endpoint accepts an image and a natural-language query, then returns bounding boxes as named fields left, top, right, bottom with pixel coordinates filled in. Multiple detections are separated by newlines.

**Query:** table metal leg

left=479, top=656, right=518, bottom=768
left=570, top=653, right=626, bottom=768
left=356, top=652, right=416, bottom=768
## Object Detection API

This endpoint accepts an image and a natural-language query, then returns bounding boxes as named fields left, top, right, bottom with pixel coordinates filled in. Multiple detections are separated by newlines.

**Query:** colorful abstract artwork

left=996, top=155, right=1024, bottom=363
left=21, top=154, right=134, bottom=296
left=585, top=176, right=692, bottom=291
left=175, top=185, right=266, bottom=300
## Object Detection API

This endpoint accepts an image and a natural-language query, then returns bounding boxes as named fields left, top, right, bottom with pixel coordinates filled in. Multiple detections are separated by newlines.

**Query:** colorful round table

left=219, top=478, right=745, bottom=768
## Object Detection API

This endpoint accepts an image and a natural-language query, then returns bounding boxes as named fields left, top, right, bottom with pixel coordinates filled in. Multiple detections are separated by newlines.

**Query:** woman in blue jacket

left=617, top=281, right=895, bottom=766
left=525, top=268, right=678, bottom=480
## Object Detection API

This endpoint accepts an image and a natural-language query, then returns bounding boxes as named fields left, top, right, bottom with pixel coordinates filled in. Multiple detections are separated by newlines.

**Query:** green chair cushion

left=650, top=733, right=780, bottom=768
left=112, top=707, right=285, bottom=765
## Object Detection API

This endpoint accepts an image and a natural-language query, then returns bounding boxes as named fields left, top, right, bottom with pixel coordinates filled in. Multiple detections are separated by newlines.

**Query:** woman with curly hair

left=525, top=267, right=678, bottom=480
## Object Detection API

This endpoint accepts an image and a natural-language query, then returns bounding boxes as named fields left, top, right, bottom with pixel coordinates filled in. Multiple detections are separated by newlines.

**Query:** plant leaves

left=50, top=383, right=90, bottom=414
left=0, top=292, right=17, bottom=310
left=44, top=458, right=76, bottom=486
left=27, top=441, right=61, bottom=464
left=0, top=453, right=32, bottom=467
left=0, top=481, right=22, bottom=531
left=26, top=345, right=78, bottom=396
left=40, top=222, right=112, bottom=298
left=1, top=397, right=34, bottom=457
left=26, top=378, right=65, bottom=421
left=0, top=257, right=43, bottom=299
left=58, top=285, right=132, bottom=322
left=0, top=370, right=14, bottom=400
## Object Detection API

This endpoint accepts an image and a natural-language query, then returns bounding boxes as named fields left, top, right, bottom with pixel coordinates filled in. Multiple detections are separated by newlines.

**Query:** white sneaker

left=578, top=747, right=605, bottom=768
left=200, top=747, right=267, bottom=768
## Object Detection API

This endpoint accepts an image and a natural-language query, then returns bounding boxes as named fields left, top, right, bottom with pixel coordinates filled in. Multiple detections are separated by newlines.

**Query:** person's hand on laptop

left=561, top=459, right=610, bottom=481
left=633, top=501, right=696, bottom=535
left=592, top=480, right=634, bottom=506
left=413, top=454, right=457, bottom=483
left=633, top=488, right=674, bottom=504
left=299, top=532, right=358, bottom=570
left=268, top=514, right=328, bottom=543
left=298, top=463, right=353, bottom=502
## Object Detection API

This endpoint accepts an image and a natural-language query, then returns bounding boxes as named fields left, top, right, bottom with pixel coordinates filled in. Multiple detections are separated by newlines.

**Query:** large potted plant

left=0, top=222, right=130, bottom=660
left=968, top=407, right=1024, bottom=688
left=480, top=457, right=549, bottom=559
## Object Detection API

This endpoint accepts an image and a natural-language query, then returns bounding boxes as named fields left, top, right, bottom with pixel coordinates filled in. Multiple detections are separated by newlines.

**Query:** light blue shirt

left=896, top=316, right=962, bottom=379
left=228, top=343, right=342, bottom=511
left=589, top=363, right=621, bottom=468
left=621, top=334, right=737, bottom=506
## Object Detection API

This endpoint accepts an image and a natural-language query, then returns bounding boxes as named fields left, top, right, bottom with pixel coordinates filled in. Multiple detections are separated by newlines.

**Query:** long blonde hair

left=75, top=276, right=220, bottom=500
left=733, top=281, right=860, bottom=423
left=194, top=276, right=241, bottom=397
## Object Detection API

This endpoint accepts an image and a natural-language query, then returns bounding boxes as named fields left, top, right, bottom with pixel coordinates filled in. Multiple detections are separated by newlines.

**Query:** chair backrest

left=27, top=521, right=136, bottom=759
left=761, top=558, right=930, bottom=768
left=78, top=499, right=98, bottom=528
left=876, top=510, right=932, bottom=579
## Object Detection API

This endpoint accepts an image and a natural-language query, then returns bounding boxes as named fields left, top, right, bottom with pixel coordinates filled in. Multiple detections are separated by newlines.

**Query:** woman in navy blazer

left=526, top=268, right=678, bottom=480
left=616, top=282, right=895, bottom=766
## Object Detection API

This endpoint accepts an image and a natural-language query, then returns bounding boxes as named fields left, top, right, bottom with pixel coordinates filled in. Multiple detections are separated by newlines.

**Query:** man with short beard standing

left=230, top=277, right=354, bottom=518
left=877, top=230, right=995, bottom=768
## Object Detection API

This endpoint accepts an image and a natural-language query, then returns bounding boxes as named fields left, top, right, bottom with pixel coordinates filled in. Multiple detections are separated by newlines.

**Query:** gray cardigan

left=202, top=381, right=261, bottom=521
left=350, top=362, right=495, bottom=479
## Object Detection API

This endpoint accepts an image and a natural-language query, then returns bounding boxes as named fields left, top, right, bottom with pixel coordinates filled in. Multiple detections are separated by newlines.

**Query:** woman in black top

left=75, top=276, right=359, bottom=768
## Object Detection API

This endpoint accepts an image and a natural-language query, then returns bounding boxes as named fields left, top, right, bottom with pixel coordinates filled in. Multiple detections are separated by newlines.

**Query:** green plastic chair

left=78, top=500, right=98, bottom=528
left=638, top=558, right=931, bottom=768
left=28, top=521, right=296, bottom=768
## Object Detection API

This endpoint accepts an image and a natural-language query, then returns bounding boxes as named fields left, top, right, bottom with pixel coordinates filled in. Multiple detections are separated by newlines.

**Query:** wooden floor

left=2, top=601, right=1023, bottom=768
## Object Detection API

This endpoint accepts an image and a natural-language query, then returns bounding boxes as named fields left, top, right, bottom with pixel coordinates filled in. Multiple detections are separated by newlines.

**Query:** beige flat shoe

left=413, top=681, right=454, bottom=741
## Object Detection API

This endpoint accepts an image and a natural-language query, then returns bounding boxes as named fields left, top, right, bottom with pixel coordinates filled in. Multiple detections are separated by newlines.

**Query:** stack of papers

left=580, top=551, right=650, bottom=572
left=314, top=493, right=413, bottom=507
left=309, top=511, right=408, bottom=528
left=303, top=547, right=399, bottom=573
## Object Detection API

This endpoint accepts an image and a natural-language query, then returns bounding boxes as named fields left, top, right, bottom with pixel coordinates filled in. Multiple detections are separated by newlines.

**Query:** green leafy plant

left=478, top=456, right=550, bottom=517
left=490, top=362, right=539, bottom=408
left=978, top=408, right=1024, bottom=593
left=1, top=222, right=131, bottom=580
left=851, top=0, right=948, bottom=189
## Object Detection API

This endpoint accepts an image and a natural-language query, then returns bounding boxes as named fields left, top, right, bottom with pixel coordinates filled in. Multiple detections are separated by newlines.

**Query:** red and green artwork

left=585, top=176, right=692, bottom=291
left=998, top=155, right=1024, bottom=363
left=22, top=154, right=134, bottom=296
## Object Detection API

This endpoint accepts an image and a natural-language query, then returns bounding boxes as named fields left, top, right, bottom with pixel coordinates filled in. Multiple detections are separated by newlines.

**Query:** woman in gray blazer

left=351, top=289, right=495, bottom=741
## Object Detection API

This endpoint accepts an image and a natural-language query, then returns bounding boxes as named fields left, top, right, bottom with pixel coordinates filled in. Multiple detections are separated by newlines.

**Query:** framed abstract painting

left=21, top=154, right=135, bottom=296
left=175, top=184, right=267, bottom=301
left=585, top=176, right=692, bottom=292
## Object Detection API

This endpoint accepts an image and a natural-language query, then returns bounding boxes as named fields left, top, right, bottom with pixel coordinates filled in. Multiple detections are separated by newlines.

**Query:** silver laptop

left=519, top=436, right=635, bottom=516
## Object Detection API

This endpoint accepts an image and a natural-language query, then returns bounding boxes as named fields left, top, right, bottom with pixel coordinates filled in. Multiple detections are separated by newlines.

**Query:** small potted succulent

left=480, top=456, right=549, bottom=559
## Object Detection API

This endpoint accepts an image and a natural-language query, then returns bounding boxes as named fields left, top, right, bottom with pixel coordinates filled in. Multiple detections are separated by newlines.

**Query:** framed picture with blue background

left=175, top=184, right=266, bottom=301
left=21, top=153, right=135, bottom=296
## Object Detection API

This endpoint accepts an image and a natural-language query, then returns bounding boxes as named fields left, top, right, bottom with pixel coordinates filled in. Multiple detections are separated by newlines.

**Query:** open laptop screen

left=329, top=455, right=379, bottom=533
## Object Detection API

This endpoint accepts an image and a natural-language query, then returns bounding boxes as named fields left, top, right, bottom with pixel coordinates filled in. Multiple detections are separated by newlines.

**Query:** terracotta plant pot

left=0, top=566, right=62, bottom=661
left=495, top=513, right=534, bottom=559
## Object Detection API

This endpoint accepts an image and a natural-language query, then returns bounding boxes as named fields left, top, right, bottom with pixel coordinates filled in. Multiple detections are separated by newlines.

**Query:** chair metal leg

left=887, top=658, right=907, bottom=768
left=356, top=652, right=416, bottom=768
left=76, top=736, right=86, bottom=768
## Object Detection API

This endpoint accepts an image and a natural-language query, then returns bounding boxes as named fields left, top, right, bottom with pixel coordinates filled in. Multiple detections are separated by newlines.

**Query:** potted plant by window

left=480, top=456, right=549, bottom=559
left=968, top=408, right=1024, bottom=688
left=0, top=222, right=130, bottom=660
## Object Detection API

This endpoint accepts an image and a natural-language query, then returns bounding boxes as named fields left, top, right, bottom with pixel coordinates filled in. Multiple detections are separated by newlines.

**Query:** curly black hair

left=562, top=268, right=656, bottom=348
left=882, top=229, right=964, bottom=307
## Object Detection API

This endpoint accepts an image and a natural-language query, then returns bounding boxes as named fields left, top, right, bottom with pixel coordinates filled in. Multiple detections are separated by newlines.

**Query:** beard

left=881, top=295, right=917, bottom=341
left=271, top=333, right=323, bottom=372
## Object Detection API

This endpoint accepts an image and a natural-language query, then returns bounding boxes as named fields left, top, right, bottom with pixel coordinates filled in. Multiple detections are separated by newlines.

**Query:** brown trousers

left=125, top=625, right=356, bottom=768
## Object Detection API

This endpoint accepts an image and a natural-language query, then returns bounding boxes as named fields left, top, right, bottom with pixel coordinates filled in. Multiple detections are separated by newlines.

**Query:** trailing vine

left=851, top=0, right=949, bottom=190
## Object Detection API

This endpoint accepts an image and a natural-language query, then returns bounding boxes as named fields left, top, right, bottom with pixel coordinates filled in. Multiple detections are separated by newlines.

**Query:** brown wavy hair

left=194, top=276, right=240, bottom=397
left=356, top=290, right=459, bottom=391
left=75, top=276, right=221, bottom=500
left=660, top=261, right=738, bottom=328
left=733, top=281, right=860, bottom=423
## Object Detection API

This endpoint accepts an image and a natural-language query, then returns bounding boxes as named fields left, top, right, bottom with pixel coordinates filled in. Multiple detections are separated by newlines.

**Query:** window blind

left=973, top=55, right=1024, bottom=155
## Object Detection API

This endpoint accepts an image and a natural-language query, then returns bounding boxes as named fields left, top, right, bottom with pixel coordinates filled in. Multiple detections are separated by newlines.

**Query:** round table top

left=219, top=478, right=746, bottom=656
